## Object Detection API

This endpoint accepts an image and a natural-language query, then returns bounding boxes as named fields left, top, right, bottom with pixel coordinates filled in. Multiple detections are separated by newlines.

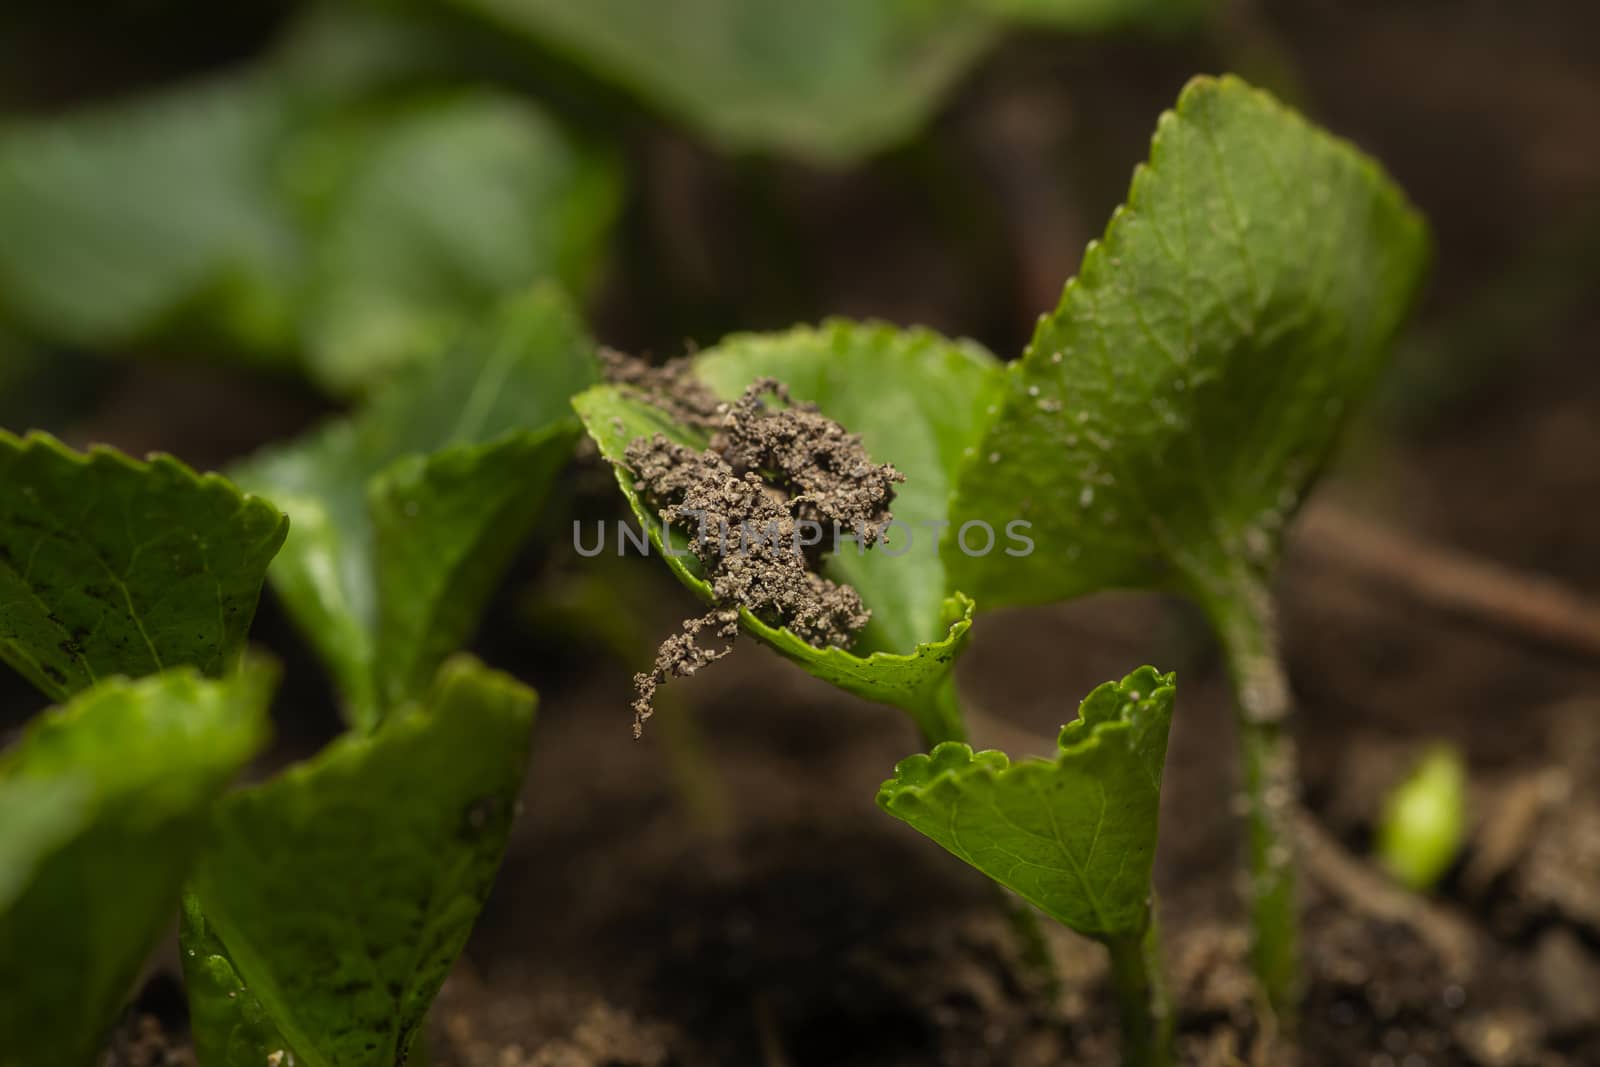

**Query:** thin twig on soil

left=1295, top=504, right=1600, bottom=662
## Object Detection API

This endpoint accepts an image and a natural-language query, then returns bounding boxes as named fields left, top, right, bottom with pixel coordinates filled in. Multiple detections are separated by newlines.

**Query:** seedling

left=944, top=75, right=1429, bottom=1020
left=879, top=668, right=1177, bottom=1067
left=2, top=289, right=584, bottom=1064
left=1377, top=746, right=1468, bottom=893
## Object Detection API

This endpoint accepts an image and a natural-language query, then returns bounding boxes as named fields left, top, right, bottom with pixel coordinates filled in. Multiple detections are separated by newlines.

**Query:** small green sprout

left=1377, top=746, right=1468, bottom=893
left=878, top=667, right=1177, bottom=1067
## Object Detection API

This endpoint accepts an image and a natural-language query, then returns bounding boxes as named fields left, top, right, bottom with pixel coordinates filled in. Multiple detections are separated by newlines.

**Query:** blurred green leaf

left=984, top=0, right=1207, bottom=31
left=447, top=0, right=994, bottom=162
left=0, top=19, right=620, bottom=394
left=186, top=656, right=535, bottom=1067
left=233, top=286, right=593, bottom=724
left=878, top=666, right=1174, bottom=939
left=0, top=76, right=301, bottom=353
left=443, top=0, right=1208, bottom=162
left=295, top=90, right=621, bottom=393
left=0, top=665, right=276, bottom=1067
left=0, top=432, right=287, bottom=702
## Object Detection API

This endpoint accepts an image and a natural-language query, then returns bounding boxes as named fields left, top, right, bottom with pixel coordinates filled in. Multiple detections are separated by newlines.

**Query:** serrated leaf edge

left=0, top=428, right=289, bottom=542
left=876, top=666, right=1176, bottom=805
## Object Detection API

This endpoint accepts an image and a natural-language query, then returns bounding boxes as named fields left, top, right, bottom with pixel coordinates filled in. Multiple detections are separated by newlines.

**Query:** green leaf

left=573, top=321, right=1002, bottom=739
left=233, top=286, right=593, bottom=724
left=877, top=666, right=1175, bottom=939
left=448, top=0, right=997, bottom=162
left=186, top=656, right=536, bottom=1067
left=292, top=89, right=621, bottom=393
left=0, top=432, right=288, bottom=702
left=945, top=75, right=1430, bottom=611
left=370, top=430, right=575, bottom=709
left=0, top=76, right=302, bottom=353
left=0, top=665, right=276, bottom=1067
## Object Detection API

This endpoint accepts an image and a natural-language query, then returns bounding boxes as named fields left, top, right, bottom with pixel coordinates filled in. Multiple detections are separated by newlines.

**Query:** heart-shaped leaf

left=234, top=285, right=592, bottom=725
left=0, top=432, right=287, bottom=702
left=185, top=655, right=535, bottom=1067
left=878, top=666, right=1174, bottom=940
left=0, top=664, right=276, bottom=1067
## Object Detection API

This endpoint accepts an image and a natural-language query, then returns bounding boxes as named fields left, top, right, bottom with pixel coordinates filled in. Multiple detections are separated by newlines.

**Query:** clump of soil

left=609, top=362, right=903, bottom=735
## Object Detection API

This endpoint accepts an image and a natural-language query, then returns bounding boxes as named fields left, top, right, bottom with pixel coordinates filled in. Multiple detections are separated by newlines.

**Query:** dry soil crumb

left=617, top=372, right=902, bottom=735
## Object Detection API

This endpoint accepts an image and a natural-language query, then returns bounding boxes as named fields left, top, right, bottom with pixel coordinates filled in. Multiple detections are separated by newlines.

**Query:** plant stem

left=1104, top=911, right=1174, bottom=1067
left=907, top=672, right=968, bottom=746
left=1203, top=566, right=1301, bottom=1028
